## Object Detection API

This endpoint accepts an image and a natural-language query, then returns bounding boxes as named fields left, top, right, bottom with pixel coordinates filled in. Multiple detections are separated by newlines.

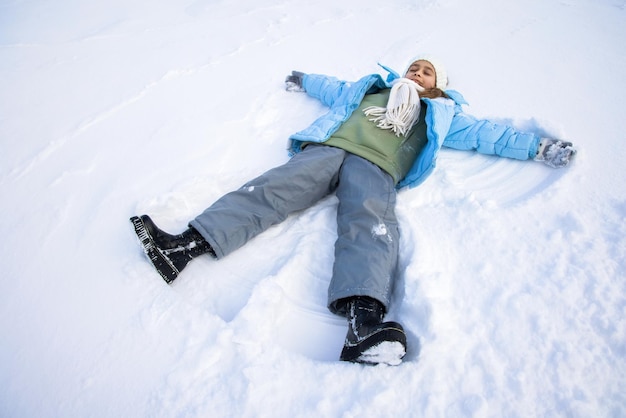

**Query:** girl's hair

left=419, top=88, right=448, bottom=99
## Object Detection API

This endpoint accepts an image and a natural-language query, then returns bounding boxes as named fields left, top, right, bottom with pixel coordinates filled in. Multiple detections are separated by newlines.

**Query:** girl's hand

left=285, top=71, right=306, bottom=92
left=534, top=138, right=577, bottom=168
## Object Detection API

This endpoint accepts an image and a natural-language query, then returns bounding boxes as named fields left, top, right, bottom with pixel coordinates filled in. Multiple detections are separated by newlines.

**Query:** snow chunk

left=358, top=341, right=406, bottom=366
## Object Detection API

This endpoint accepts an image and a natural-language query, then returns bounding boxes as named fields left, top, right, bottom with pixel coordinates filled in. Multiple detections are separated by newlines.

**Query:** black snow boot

left=340, top=297, right=407, bottom=366
left=130, top=215, right=215, bottom=284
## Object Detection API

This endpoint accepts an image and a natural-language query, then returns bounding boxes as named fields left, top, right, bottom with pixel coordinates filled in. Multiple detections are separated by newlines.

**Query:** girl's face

left=405, top=60, right=437, bottom=89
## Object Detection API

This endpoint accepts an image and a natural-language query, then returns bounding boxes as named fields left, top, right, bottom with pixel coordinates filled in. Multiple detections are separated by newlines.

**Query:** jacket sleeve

left=443, top=111, right=541, bottom=160
left=302, top=74, right=353, bottom=108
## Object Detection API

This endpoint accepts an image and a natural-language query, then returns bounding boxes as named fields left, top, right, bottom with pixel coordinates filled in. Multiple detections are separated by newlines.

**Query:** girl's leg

left=190, top=145, right=346, bottom=258
left=327, top=154, right=400, bottom=315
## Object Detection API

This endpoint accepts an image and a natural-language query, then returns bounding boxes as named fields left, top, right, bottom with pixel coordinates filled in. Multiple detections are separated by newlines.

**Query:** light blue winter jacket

left=288, top=64, right=541, bottom=189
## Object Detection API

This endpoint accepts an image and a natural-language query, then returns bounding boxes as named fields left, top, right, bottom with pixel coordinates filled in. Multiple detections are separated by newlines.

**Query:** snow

left=1, top=0, right=625, bottom=416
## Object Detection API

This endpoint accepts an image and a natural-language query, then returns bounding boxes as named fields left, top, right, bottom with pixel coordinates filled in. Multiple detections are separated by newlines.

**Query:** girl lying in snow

left=130, top=55, right=576, bottom=366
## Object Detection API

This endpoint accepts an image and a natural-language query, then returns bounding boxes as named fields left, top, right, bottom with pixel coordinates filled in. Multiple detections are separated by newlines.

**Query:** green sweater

left=324, top=89, right=428, bottom=184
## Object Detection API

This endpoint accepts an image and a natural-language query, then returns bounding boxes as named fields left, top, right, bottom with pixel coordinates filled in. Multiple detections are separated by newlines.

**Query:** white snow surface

left=1, top=0, right=625, bottom=416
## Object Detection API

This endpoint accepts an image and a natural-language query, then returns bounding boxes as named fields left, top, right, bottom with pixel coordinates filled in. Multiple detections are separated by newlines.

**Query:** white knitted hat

left=404, top=55, right=448, bottom=90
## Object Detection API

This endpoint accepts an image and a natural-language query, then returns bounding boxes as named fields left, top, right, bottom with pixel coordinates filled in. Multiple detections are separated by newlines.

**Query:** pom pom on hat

left=405, top=55, right=448, bottom=90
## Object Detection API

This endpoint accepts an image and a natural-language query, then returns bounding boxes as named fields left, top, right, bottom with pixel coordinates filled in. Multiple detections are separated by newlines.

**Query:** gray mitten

left=285, top=71, right=305, bottom=92
left=534, top=138, right=577, bottom=168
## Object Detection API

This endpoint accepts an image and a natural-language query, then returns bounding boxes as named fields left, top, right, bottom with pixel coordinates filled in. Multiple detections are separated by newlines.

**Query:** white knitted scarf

left=363, top=78, right=425, bottom=137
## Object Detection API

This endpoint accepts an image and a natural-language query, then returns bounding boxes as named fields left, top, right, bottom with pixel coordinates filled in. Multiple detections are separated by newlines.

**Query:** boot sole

left=340, top=322, right=407, bottom=366
left=130, top=216, right=179, bottom=284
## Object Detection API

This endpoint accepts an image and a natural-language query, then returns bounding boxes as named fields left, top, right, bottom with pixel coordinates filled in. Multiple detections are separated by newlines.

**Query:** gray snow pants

left=190, top=144, right=400, bottom=316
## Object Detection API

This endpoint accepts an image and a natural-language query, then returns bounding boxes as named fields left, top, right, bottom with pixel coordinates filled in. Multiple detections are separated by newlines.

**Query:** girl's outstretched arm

left=285, top=71, right=355, bottom=108
left=442, top=112, right=576, bottom=167
left=443, top=112, right=540, bottom=160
